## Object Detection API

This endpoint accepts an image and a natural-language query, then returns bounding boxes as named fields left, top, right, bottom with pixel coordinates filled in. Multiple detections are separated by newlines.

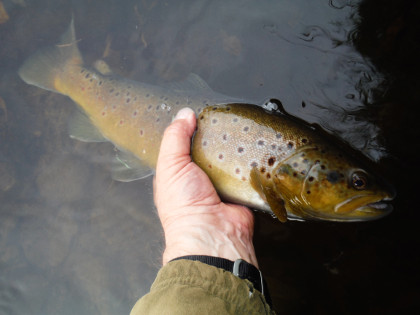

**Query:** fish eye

left=351, top=172, right=368, bottom=190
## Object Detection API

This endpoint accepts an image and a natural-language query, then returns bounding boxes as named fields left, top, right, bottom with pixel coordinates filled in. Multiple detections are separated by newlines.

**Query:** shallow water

left=1, top=0, right=419, bottom=314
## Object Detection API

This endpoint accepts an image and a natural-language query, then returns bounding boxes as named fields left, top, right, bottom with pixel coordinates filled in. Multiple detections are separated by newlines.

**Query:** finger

left=156, top=107, right=196, bottom=177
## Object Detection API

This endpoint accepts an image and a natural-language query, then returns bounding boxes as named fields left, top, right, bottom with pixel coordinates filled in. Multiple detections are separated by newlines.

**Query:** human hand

left=154, top=108, right=258, bottom=267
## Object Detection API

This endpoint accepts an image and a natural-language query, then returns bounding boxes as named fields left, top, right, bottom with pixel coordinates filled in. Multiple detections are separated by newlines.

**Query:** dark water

left=0, top=0, right=419, bottom=314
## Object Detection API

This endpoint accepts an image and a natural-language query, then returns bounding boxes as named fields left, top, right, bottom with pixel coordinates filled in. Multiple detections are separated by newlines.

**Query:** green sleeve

left=130, top=259, right=276, bottom=315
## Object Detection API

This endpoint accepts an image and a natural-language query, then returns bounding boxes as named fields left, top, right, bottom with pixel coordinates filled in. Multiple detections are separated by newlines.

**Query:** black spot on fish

left=327, top=171, right=340, bottom=183
left=156, top=118, right=160, bottom=122
left=303, top=159, right=308, bottom=164
left=257, top=140, right=265, bottom=146
left=302, top=138, right=308, bottom=144
left=306, top=190, right=311, bottom=194
left=293, top=162, right=298, bottom=168
left=147, top=105, right=152, bottom=111
left=202, top=140, right=207, bottom=146
left=293, top=172, right=297, bottom=177
left=156, top=105, right=160, bottom=111
left=276, top=133, right=282, bottom=139
left=226, top=106, right=231, bottom=111
left=301, top=170, right=307, bottom=175
left=235, top=168, right=241, bottom=174
left=308, top=176, right=314, bottom=182
left=99, top=81, right=102, bottom=85
left=287, top=142, right=294, bottom=149
left=85, top=73, right=90, bottom=79
left=212, top=119, right=218, bottom=124
left=233, top=118, right=238, bottom=123
left=250, top=161, right=258, bottom=168
left=222, top=134, right=227, bottom=141
left=81, top=69, right=85, bottom=73
left=126, top=98, right=131, bottom=103
left=271, top=144, right=276, bottom=150
left=146, top=93, right=150, bottom=98
left=212, top=106, right=218, bottom=110
left=139, top=129, right=144, bottom=136
left=268, top=157, right=276, bottom=166
left=321, top=165, right=326, bottom=170
left=89, top=78, right=93, bottom=82
left=267, top=173, right=271, bottom=179
left=218, top=154, right=224, bottom=160
left=200, top=116, right=204, bottom=120
left=238, top=147, right=244, bottom=153
left=302, top=101, right=306, bottom=108
left=260, top=167, right=266, bottom=173
left=202, top=100, right=208, bottom=105
left=244, top=126, right=249, bottom=132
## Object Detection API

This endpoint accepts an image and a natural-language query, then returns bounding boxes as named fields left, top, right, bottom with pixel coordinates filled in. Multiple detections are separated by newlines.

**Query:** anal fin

left=111, top=149, right=154, bottom=182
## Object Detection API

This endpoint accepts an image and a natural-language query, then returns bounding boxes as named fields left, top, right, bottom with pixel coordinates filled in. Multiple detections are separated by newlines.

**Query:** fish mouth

left=331, top=194, right=394, bottom=221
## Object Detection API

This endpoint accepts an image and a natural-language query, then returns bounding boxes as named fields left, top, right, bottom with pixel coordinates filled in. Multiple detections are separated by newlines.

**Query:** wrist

left=161, top=213, right=258, bottom=267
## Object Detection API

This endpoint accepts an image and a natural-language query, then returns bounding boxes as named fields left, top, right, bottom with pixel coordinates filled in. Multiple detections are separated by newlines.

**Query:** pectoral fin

left=249, top=168, right=288, bottom=223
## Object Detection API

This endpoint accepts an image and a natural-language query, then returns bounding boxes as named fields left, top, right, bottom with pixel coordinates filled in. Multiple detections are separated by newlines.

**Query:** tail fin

left=18, top=18, right=83, bottom=93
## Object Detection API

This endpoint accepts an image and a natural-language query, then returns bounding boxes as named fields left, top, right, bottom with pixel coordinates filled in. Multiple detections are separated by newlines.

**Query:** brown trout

left=19, top=20, right=395, bottom=222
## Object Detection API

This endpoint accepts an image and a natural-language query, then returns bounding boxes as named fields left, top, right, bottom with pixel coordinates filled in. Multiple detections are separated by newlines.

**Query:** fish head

left=272, top=146, right=395, bottom=221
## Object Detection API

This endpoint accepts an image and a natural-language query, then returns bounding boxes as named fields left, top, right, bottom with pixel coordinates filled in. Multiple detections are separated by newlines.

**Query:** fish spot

left=222, top=134, right=227, bottom=141
left=132, top=110, right=138, bottom=117
left=128, top=85, right=132, bottom=89
left=89, top=78, right=93, bottom=82
left=260, top=167, right=266, bottom=173
left=98, top=81, right=102, bottom=85
left=115, top=92, right=120, bottom=96
left=243, top=126, right=250, bottom=133
left=237, top=147, right=245, bottom=155
left=302, top=101, right=306, bottom=108
left=85, top=73, right=90, bottom=79
left=257, top=139, right=265, bottom=147
left=200, top=116, right=204, bottom=120
left=250, top=161, right=258, bottom=168
left=208, top=164, right=212, bottom=169
left=235, top=168, right=241, bottom=174
left=156, top=105, right=160, bottom=111
left=112, top=105, right=117, bottom=111
left=293, top=162, right=298, bottom=168
left=233, top=118, right=238, bottom=123
left=218, top=153, right=224, bottom=161
left=202, top=140, right=208, bottom=147
left=321, top=165, right=326, bottom=170
left=241, top=176, right=246, bottom=181
left=109, top=88, right=114, bottom=93
left=197, top=107, right=202, bottom=113
left=139, top=129, right=144, bottom=136
left=266, top=173, right=271, bottom=179
left=287, top=142, right=294, bottom=149
left=301, top=170, right=307, bottom=175
left=302, top=138, right=308, bottom=144
left=303, top=159, right=309, bottom=164
left=268, top=157, right=276, bottom=166
left=308, top=176, right=314, bottom=182
left=212, top=119, right=218, bottom=125
left=202, top=100, right=208, bottom=105
left=146, top=93, right=150, bottom=98
left=147, top=105, right=152, bottom=111
left=212, top=106, right=218, bottom=110
left=126, top=98, right=131, bottom=103
left=327, top=171, right=340, bottom=183
left=101, top=111, right=106, bottom=116
left=80, top=69, right=85, bottom=73
left=119, top=120, right=124, bottom=125
left=156, top=118, right=160, bottom=122
left=293, top=172, right=298, bottom=177
left=271, top=144, right=277, bottom=150
left=306, top=190, right=311, bottom=194
left=276, top=133, right=282, bottom=139
left=226, top=106, right=231, bottom=111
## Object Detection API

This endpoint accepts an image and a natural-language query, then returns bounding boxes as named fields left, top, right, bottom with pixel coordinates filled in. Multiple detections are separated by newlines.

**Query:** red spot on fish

left=119, top=120, right=124, bottom=125
left=101, top=111, right=106, bottom=116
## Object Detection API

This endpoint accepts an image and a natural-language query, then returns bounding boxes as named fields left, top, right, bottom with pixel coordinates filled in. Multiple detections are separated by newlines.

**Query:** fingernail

left=174, top=107, right=194, bottom=120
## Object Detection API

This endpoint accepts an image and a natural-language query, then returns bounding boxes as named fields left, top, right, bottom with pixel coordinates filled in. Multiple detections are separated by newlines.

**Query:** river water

left=1, top=0, right=419, bottom=314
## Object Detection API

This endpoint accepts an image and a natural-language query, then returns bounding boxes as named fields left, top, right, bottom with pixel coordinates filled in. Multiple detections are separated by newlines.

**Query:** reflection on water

left=0, top=0, right=419, bottom=314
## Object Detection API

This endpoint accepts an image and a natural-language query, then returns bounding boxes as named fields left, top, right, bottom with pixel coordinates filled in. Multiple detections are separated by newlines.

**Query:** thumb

left=156, top=108, right=197, bottom=176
